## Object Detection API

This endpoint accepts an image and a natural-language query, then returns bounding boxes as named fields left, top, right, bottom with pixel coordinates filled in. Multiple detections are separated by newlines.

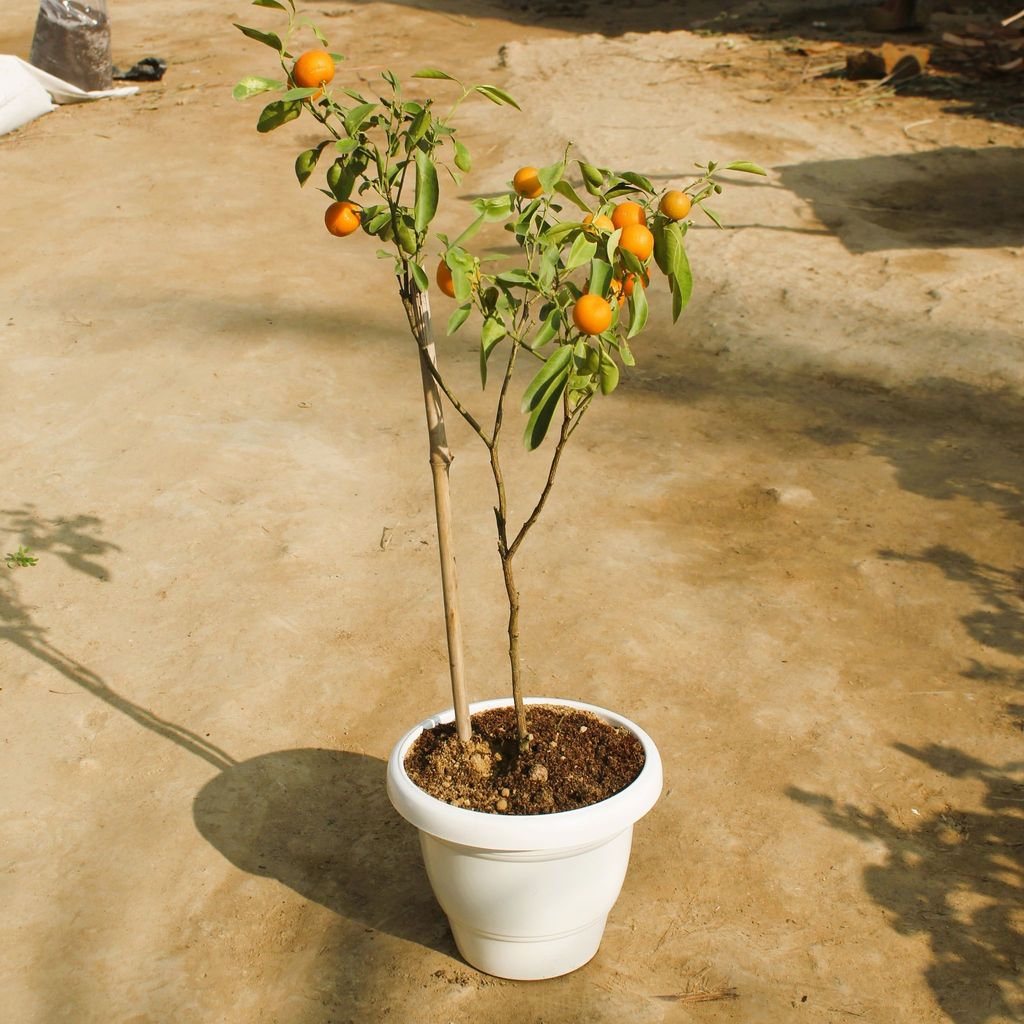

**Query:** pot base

left=450, top=915, right=607, bottom=981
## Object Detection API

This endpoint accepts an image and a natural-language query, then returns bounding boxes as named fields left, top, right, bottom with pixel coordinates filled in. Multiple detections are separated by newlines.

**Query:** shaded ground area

left=1, top=1, right=1022, bottom=1022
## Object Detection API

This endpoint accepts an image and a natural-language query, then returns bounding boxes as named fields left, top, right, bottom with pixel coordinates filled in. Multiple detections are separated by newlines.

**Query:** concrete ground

left=1, top=1, right=1021, bottom=1021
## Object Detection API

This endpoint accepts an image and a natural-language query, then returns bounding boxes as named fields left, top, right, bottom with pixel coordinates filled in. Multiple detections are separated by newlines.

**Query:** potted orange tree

left=235, top=0, right=763, bottom=979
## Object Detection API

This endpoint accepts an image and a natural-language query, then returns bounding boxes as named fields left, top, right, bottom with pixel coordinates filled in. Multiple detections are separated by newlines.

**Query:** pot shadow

left=192, top=747, right=455, bottom=957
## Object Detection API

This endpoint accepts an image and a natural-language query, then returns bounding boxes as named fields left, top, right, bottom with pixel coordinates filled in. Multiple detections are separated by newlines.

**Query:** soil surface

left=405, top=706, right=645, bottom=812
left=1, top=1, right=1022, bottom=1023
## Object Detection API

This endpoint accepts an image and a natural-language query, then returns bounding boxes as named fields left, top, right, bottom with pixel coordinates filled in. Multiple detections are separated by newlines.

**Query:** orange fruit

left=622, top=271, right=649, bottom=298
left=611, top=201, right=647, bottom=230
left=572, top=294, right=613, bottom=335
left=582, top=213, right=614, bottom=235
left=609, top=279, right=626, bottom=306
left=659, top=190, right=692, bottom=221
left=618, top=223, right=654, bottom=262
left=436, top=260, right=456, bottom=298
left=324, top=200, right=361, bottom=237
left=292, top=50, right=335, bottom=90
left=512, top=166, right=543, bottom=199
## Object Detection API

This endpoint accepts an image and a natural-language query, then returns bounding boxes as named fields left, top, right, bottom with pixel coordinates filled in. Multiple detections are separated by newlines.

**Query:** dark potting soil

left=404, top=705, right=645, bottom=814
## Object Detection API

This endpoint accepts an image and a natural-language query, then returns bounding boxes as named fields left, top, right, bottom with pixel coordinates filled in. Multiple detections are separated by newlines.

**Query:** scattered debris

left=113, top=57, right=167, bottom=82
left=847, top=42, right=930, bottom=81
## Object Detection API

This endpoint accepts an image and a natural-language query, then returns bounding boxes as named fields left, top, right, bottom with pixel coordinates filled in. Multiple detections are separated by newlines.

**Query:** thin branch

left=491, top=339, right=520, bottom=445
left=507, top=394, right=591, bottom=558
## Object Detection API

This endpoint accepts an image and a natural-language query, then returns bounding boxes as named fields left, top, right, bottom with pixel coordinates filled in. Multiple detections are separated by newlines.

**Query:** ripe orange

left=659, top=190, right=692, bottom=221
left=582, top=213, right=614, bottom=235
left=436, top=260, right=456, bottom=298
left=512, top=166, right=543, bottom=199
left=611, top=201, right=647, bottom=230
left=324, top=200, right=361, bottom=237
left=572, top=294, right=613, bottom=335
left=622, top=271, right=649, bottom=298
left=292, top=50, right=335, bottom=90
left=618, top=223, right=654, bottom=262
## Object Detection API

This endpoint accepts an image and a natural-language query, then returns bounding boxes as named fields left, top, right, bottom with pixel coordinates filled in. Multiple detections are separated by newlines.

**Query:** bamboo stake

left=408, top=287, right=471, bottom=743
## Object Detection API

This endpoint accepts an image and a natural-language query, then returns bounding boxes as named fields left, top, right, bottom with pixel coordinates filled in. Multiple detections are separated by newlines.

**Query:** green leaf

left=605, top=181, right=641, bottom=200
left=588, top=258, right=612, bottom=297
left=232, top=76, right=284, bottom=100
left=522, top=345, right=573, bottom=413
left=618, top=336, right=636, bottom=367
left=652, top=219, right=668, bottom=275
left=578, top=161, right=605, bottom=195
left=618, top=171, right=655, bottom=194
left=663, top=222, right=693, bottom=321
left=524, top=368, right=568, bottom=450
left=537, top=160, right=565, bottom=193
left=553, top=179, right=590, bottom=212
left=724, top=160, right=767, bottom=175
left=604, top=227, right=622, bottom=264
left=530, top=308, right=561, bottom=349
left=251, top=0, right=287, bottom=8
left=234, top=24, right=284, bottom=51
left=294, top=142, right=328, bottom=185
left=406, top=107, right=431, bottom=149
left=495, top=269, right=534, bottom=287
left=599, top=351, right=620, bottom=395
left=282, top=86, right=319, bottom=101
left=381, top=69, right=400, bottom=93
left=309, top=22, right=329, bottom=47
left=344, top=102, right=377, bottom=135
left=565, top=234, right=596, bottom=272
left=448, top=303, right=472, bottom=336
left=540, top=222, right=582, bottom=245
left=699, top=203, right=724, bottom=229
left=257, top=99, right=302, bottom=133
left=411, top=262, right=429, bottom=292
left=334, top=138, right=359, bottom=154
left=364, top=206, right=391, bottom=234
left=627, top=281, right=648, bottom=339
left=619, top=246, right=647, bottom=278
left=472, top=194, right=514, bottom=222
left=327, top=153, right=366, bottom=201
left=413, top=69, right=457, bottom=80
left=414, top=149, right=439, bottom=233
left=453, top=139, right=472, bottom=173
left=474, top=84, right=521, bottom=109
left=453, top=213, right=485, bottom=247
left=479, top=317, right=506, bottom=387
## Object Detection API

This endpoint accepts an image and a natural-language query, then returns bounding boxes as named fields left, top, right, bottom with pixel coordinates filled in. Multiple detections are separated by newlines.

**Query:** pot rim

left=386, top=696, right=663, bottom=851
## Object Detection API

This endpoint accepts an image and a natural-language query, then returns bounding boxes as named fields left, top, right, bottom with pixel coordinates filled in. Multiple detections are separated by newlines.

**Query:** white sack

left=0, top=54, right=138, bottom=137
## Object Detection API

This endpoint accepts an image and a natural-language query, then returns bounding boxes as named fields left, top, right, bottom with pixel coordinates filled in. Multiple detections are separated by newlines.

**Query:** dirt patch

left=404, top=706, right=645, bottom=813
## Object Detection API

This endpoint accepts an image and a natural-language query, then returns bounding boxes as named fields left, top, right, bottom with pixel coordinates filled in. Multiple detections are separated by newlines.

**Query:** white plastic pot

left=386, top=696, right=663, bottom=980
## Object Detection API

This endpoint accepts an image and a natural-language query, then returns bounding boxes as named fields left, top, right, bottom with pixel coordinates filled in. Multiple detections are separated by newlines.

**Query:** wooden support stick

left=410, top=288, right=471, bottom=742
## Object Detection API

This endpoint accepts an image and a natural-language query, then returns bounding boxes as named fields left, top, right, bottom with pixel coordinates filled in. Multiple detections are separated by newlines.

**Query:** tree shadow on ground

left=1, top=507, right=456, bottom=1017
left=0, top=507, right=237, bottom=768
left=789, top=743, right=1024, bottom=1024
left=776, top=147, right=1024, bottom=252
left=880, top=546, right=1024, bottom=687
